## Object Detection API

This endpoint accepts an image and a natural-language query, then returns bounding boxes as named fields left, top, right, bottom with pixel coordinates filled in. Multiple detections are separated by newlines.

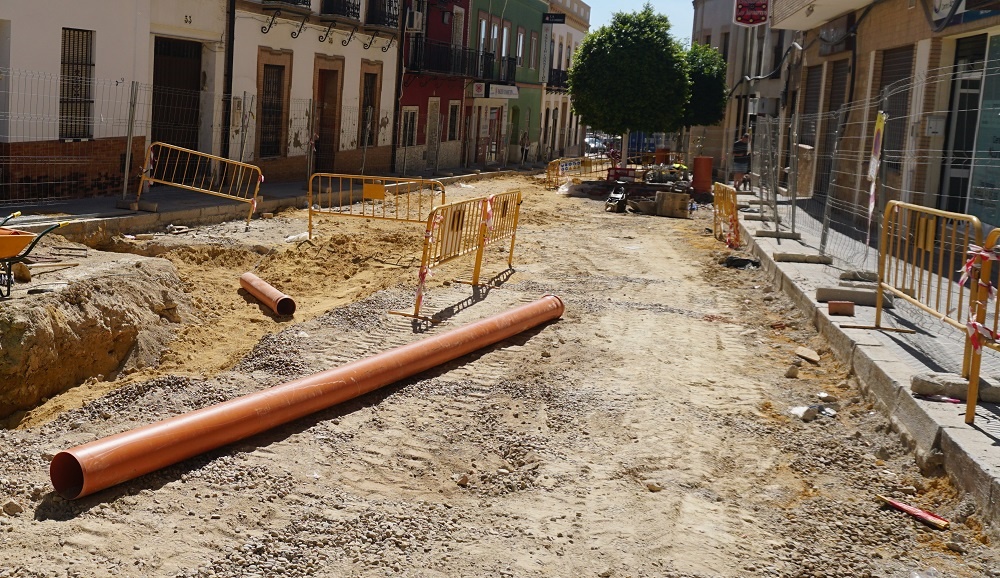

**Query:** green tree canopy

left=568, top=3, right=690, bottom=136
left=683, top=42, right=728, bottom=128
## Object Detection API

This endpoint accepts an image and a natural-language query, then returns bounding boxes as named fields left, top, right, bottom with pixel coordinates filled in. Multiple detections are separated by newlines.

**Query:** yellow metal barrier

left=545, top=157, right=614, bottom=189
left=869, top=201, right=984, bottom=421
left=468, top=190, right=523, bottom=286
left=391, top=190, right=523, bottom=321
left=874, top=201, right=982, bottom=334
left=137, top=142, right=263, bottom=227
left=960, top=227, right=1000, bottom=423
left=712, top=182, right=740, bottom=248
left=307, top=173, right=445, bottom=238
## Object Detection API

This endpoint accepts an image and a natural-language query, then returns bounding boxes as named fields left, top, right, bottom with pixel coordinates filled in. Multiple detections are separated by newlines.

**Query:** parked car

left=585, top=137, right=606, bottom=155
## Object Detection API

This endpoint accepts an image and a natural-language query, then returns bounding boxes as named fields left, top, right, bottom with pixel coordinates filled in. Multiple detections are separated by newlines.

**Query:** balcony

left=320, top=0, right=360, bottom=21
left=771, top=0, right=875, bottom=29
left=262, top=0, right=313, bottom=13
left=548, top=68, right=568, bottom=89
left=366, top=0, right=399, bottom=30
left=404, top=41, right=518, bottom=83
left=407, top=37, right=478, bottom=77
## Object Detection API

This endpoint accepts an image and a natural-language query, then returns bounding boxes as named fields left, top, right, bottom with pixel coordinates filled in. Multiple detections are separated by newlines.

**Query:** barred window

left=401, top=108, right=417, bottom=146
left=260, top=64, right=285, bottom=158
left=60, top=28, right=94, bottom=140
left=447, top=102, right=460, bottom=141
left=360, top=72, right=379, bottom=147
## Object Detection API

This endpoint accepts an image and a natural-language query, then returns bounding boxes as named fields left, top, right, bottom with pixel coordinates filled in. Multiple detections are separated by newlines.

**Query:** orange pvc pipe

left=240, top=272, right=296, bottom=316
left=50, top=294, right=565, bottom=499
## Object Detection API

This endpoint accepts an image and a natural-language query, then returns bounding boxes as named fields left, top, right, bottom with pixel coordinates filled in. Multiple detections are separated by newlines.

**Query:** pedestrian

left=732, top=133, right=751, bottom=191
left=520, top=131, right=530, bottom=164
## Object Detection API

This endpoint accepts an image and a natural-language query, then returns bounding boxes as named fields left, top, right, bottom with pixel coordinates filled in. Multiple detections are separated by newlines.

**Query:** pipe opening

left=275, top=296, right=296, bottom=316
left=50, top=452, right=85, bottom=500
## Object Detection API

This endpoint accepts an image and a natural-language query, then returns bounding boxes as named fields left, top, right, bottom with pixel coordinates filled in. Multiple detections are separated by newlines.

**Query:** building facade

left=466, top=0, right=546, bottom=168
left=539, top=0, right=588, bottom=160
left=689, top=0, right=793, bottom=182
left=0, top=0, right=402, bottom=205
left=773, top=0, right=1000, bottom=226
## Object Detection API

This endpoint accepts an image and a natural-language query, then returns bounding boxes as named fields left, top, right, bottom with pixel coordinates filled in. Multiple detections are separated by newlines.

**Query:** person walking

left=520, top=131, right=530, bottom=164
left=732, top=133, right=751, bottom=191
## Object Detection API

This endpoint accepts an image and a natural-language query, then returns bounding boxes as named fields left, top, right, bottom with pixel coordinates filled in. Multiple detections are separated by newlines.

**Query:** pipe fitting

left=240, top=272, right=295, bottom=316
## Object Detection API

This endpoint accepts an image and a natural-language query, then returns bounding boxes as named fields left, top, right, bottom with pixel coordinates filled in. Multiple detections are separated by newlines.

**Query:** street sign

left=734, top=1, right=768, bottom=26
left=542, top=13, right=566, bottom=24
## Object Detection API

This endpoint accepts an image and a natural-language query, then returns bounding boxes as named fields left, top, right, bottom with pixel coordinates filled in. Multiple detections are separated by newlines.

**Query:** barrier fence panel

left=545, top=157, right=614, bottom=189
left=469, top=190, right=523, bottom=285
left=391, top=190, right=522, bottom=320
left=875, top=201, right=982, bottom=334
left=307, top=173, right=446, bottom=238
left=961, top=227, right=1000, bottom=423
left=137, top=141, right=263, bottom=226
left=712, top=182, right=740, bottom=248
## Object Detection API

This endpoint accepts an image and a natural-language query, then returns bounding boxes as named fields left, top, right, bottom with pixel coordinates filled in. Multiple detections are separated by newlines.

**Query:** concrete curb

left=739, top=217, right=1000, bottom=530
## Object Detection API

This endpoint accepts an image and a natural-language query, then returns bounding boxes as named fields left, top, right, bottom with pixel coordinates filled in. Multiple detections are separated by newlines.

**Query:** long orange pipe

left=240, top=272, right=296, bottom=316
left=50, top=295, right=565, bottom=499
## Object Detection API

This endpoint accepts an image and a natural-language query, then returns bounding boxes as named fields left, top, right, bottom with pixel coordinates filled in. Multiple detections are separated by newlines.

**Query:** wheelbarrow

left=0, top=212, right=70, bottom=298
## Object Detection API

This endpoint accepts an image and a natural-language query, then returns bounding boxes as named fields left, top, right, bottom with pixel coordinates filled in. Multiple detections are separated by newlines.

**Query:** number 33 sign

left=734, top=1, right=769, bottom=26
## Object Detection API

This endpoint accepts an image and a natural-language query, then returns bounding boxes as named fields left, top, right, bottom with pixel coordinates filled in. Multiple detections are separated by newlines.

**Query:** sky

left=588, top=0, right=695, bottom=45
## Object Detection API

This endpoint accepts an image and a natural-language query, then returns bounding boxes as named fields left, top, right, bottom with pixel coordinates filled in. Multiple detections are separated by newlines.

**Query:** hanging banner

left=539, top=23, right=552, bottom=83
left=868, top=111, right=886, bottom=182
left=866, top=111, right=888, bottom=252
left=734, top=1, right=769, bottom=26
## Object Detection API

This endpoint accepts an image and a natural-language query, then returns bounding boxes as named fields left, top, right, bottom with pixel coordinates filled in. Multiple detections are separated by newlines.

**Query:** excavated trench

left=1, top=212, right=425, bottom=427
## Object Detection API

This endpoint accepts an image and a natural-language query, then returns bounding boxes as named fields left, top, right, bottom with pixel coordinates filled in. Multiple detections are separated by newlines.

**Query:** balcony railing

left=321, top=0, right=360, bottom=20
left=497, top=56, right=516, bottom=83
left=263, top=0, right=313, bottom=9
left=366, top=0, right=399, bottom=29
left=548, top=68, right=568, bottom=89
left=407, top=37, right=475, bottom=76
left=405, top=39, right=519, bottom=83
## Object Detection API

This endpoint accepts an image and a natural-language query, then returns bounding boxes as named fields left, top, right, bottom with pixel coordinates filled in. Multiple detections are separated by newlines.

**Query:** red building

left=398, top=0, right=473, bottom=173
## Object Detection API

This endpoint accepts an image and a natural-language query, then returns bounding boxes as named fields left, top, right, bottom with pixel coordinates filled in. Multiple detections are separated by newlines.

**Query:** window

left=451, top=7, right=465, bottom=46
left=704, top=34, right=712, bottom=46
left=557, top=43, right=563, bottom=71
left=529, top=33, right=538, bottom=69
left=720, top=32, right=730, bottom=63
left=260, top=64, right=285, bottom=157
left=448, top=101, right=460, bottom=141
left=360, top=69, right=381, bottom=147
left=401, top=107, right=417, bottom=147
left=502, top=24, right=510, bottom=58
left=478, top=18, right=487, bottom=52
left=879, top=45, right=914, bottom=170
left=491, top=22, right=498, bottom=53
left=60, top=28, right=94, bottom=139
left=517, top=28, right=525, bottom=66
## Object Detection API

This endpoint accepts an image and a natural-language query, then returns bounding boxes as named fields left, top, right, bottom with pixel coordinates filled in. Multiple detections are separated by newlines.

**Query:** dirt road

left=0, top=175, right=997, bottom=577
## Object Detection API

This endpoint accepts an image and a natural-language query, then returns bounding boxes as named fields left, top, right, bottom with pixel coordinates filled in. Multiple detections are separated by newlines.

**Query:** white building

left=0, top=0, right=400, bottom=202
left=541, top=0, right=588, bottom=159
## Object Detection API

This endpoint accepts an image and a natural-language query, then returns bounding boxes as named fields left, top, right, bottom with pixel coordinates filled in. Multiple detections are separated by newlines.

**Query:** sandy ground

left=1, top=174, right=998, bottom=577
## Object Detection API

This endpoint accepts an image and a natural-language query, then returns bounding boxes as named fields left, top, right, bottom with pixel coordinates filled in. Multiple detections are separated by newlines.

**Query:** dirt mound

left=0, top=254, right=193, bottom=421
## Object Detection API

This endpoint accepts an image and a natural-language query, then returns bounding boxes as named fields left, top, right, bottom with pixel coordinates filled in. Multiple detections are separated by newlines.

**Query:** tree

left=683, top=42, right=727, bottom=128
left=568, top=4, right=690, bottom=137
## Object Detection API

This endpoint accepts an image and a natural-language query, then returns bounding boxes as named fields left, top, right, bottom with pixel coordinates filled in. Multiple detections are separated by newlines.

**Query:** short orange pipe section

left=240, top=272, right=296, bottom=316
left=51, top=295, right=565, bottom=499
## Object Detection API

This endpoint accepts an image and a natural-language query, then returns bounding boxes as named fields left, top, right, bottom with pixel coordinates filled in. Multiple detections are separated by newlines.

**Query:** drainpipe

left=50, top=295, right=565, bottom=499
left=240, top=272, right=296, bottom=316
left=391, top=4, right=407, bottom=173
left=221, top=0, right=236, bottom=161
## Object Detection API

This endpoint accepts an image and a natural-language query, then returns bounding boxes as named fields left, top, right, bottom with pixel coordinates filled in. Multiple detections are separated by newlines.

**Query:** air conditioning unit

left=406, top=10, right=424, bottom=31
